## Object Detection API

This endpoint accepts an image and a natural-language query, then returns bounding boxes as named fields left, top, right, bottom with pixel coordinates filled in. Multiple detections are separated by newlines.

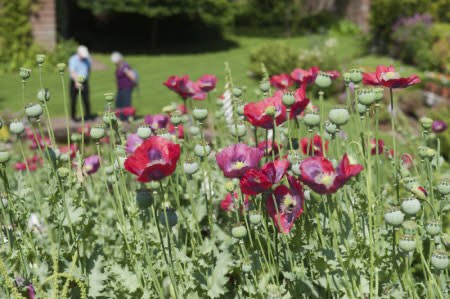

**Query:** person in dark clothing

left=68, top=45, right=95, bottom=121
left=111, top=51, right=136, bottom=120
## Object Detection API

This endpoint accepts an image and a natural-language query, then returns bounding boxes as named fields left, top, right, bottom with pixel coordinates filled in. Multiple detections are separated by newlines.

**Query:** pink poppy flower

left=370, top=139, right=384, bottom=155
left=220, top=191, right=250, bottom=212
left=362, top=65, right=420, bottom=88
left=197, top=74, right=217, bottom=92
left=216, top=143, right=264, bottom=178
left=290, top=67, right=320, bottom=85
left=270, top=74, right=294, bottom=89
left=240, top=160, right=289, bottom=195
left=83, top=155, right=100, bottom=175
left=300, top=135, right=329, bottom=157
left=144, top=114, right=169, bottom=130
left=244, top=93, right=287, bottom=129
left=125, top=134, right=143, bottom=154
left=289, top=85, right=310, bottom=119
left=257, top=140, right=281, bottom=156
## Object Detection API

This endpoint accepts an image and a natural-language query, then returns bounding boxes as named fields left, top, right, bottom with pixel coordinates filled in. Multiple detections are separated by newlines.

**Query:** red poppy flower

left=167, top=123, right=184, bottom=139
left=257, top=140, right=281, bottom=156
left=400, top=153, right=414, bottom=170
left=124, top=136, right=181, bottom=182
left=370, top=138, right=384, bottom=155
left=240, top=159, right=289, bottom=195
left=60, top=144, right=77, bottom=160
left=270, top=74, right=294, bottom=89
left=220, top=191, right=250, bottom=212
left=15, top=155, right=42, bottom=172
left=289, top=85, right=310, bottom=119
left=300, top=135, right=329, bottom=157
left=244, top=94, right=287, bottom=129
left=216, top=143, right=264, bottom=178
left=197, top=74, right=217, bottom=92
left=298, top=154, right=363, bottom=194
left=362, top=65, right=421, bottom=88
left=163, top=75, right=181, bottom=91
left=267, top=175, right=304, bottom=233
left=290, top=67, right=320, bottom=85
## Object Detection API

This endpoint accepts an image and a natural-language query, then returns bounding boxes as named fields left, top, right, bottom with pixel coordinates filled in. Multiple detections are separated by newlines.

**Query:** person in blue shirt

left=68, top=45, right=95, bottom=121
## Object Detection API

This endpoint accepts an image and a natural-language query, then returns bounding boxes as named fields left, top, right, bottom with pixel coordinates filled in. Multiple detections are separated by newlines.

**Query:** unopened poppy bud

left=137, top=125, right=152, bottom=139
left=0, top=148, right=10, bottom=164
left=233, top=87, right=243, bottom=98
left=36, top=54, right=46, bottom=65
left=104, top=93, right=114, bottom=103
left=90, top=124, right=105, bottom=140
left=103, top=112, right=118, bottom=125
left=349, top=68, right=363, bottom=84
left=282, top=92, right=295, bottom=107
left=194, top=144, right=211, bottom=158
left=325, top=121, right=337, bottom=135
left=303, top=112, right=320, bottom=127
left=193, top=107, right=208, bottom=121
left=57, top=167, right=70, bottom=178
left=420, top=117, right=433, bottom=130
left=183, top=158, right=199, bottom=175
left=77, top=75, right=85, bottom=84
left=225, top=181, right=235, bottom=193
left=437, top=181, right=450, bottom=195
left=426, top=220, right=441, bottom=236
left=259, top=80, right=270, bottom=93
left=418, top=146, right=428, bottom=159
left=410, top=185, right=427, bottom=200
left=160, top=206, right=178, bottom=228
left=230, top=123, right=247, bottom=137
left=399, top=234, right=416, bottom=252
left=384, top=206, right=404, bottom=226
left=37, top=88, right=50, bottom=103
left=431, top=250, right=448, bottom=270
left=231, top=223, right=247, bottom=238
left=357, top=88, right=376, bottom=106
left=136, top=188, right=154, bottom=209
left=19, top=68, right=31, bottom=80
left=343, top=72, right=351, bottom=85
left=189, top=126, right=200, bottom=136
left=374, top=87, right=384, bottom=102
left=425, top=147, right=436, bottom=159
left=328, top=107, right=349, bottom=126
left=357, top=103, right=367, bottom=115
left=25, top=103, right=43, bottom=118
left=170, top=111, right=182, bottom=125
left=249, top=211, right=262, bottom=225
left=401, top=197, right=421, bottom=215
left=9, top=120, right=25, bottom=135
left=315, top=72, right=332, bottom=88
left=241, top=260, right=252, bottom=273
left=402, top=220, right=418, bottom=235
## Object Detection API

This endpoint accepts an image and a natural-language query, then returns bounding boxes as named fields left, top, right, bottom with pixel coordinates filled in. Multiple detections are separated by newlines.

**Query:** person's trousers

left=116, top=88, right=133, bottom=108
left=70, top=80, right=91, bottom=119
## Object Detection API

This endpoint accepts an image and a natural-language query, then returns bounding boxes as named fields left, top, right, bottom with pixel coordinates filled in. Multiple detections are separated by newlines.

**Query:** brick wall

left=30, top=0, right=56, bottom=50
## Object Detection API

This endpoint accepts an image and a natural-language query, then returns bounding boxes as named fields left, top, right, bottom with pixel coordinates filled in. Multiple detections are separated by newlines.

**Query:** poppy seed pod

left=343, top=72, right=351, bottom=85
left=241, top=260, right=252, bottom=273
left=230, top=123, right=247, bottom=137
left=183, top=159, right=199, bottom=175
left=401, top=197, right=421, bottom=215
left=135, top=188, right=154, bottom=209
left=231, top=223, right=247, bottom=238
left=104, top=93, right=114, bottom=103
left=37, top=88, right=50, bottom=103
left=19, top=68, right=31, bottom=80
left=233, top=87, right=243, bottom=98
left=374, top=87, right=384, bottom=102
left=137, top=125, right=152, bottom=140
left=170, top=111, right=182, bottom=125
left=159, top=207, right=178, bottom=228
left=194, top=144, right=211, bottom=158
left=399, top=234, right=416, bottom=252
left=236, top=102, right=245, bottom=116
left=259, top=80, right=270, bottom=93
left=103, top=112, right=118, bottom=126
left=420, top=117, right=433, bottom=130
left=357, top=103, right=367, bottom=115
left=349, top=68, right=363, bottom=84
left=325, top=121, right=337, bottom=135
left=25, top=103, right=43, bottom=118
left=315, top=72, right=332, bottom=88
left=9, top=120, right=25, bottom=135
left=303, top=112, right=320, bottom=128
left=402, top=220, right=418, bottom=235
left=418, top=146, right=429, bottom=159
left=104, top=165, right=114, bottom=175
left=384, top=207, right=404, bottom=226
left=56, top=63, right=66, bottom=73
left=329, top=107, right=349, bottom=126
left=426, top=220, right=441, bottom=236
left=36, top=54, right=46, bottom=65
left=249, top=211, right=262, bottom=225
left=431, top=250, right=449, bottom=270
left=189, top=126, right=200, bottom=136
left=0, top=148, right=10, bottom=164
left=437, top=181, right=450, bottom=195
left=402, top=177, right=418, bottom=191
left=155, top=128, right=172, bottom=140
left=357, top=89, right=376, bottom=106
left=225, top=181, right=236, bottom=192
left=57, top=167, right=70, bottom=178
left=193, top=107, right=208, bottom=121
left=90, top=124, right=105, bottom=140
left=282, top=92, right=296, bottom=107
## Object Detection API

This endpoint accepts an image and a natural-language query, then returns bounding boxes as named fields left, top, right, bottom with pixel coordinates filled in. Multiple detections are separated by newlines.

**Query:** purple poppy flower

left=197, top=74, right=217, bottom=92
left=83, top=155, right=100, bottom=175
left=125, top=134, right=143, bottom=154
left=215, top=143, right=264, bottom=178
left=144, top=114, right=169, bottom=130
left=432, top=120, right=447, bottom=133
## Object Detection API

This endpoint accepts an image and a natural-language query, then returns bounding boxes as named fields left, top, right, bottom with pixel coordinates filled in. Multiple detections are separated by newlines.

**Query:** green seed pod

left=104, top=93, right=114, bottom=103
left=189, top=126, right=200, bottom=137
left=357, top=103, right=367, bottom=115
left=291, top=161, right=302, bottom=176
left=230, top=123, right=247, bottom=137
left=90, top=124, right=105, bottom=140
left=325, top=121, right=337, bottom=135
left=315, top=72, right=332, bottom=88
left=170, top=111, right=182, bottom=125
left=282, top=91, right=295, bottom=107
left=9, top=120, right=25, bottom=135
left=192, top=107, right=208, bottom=121
left=384, top=207, right=404, bottom=226
left=328, top=107, right=349, bottom=126
left=25, top=103, right=43, bottom=118
left=241, top=259, right=252, bottom=273
left=426, top=220, right=441, bottom=236
left=183, top=159, right=199, bottom=175
left=225, top=181, right=235, bottom=193
left=401, top=197, right=421, bottom=215
left=36, top=54, right=46, bottom=65
left=402, top=177, right=418, bottom=192
left=357, top=88, right=376, bottom=106
left=57, top=167, right=70, bottom=178
left=259, top=80, right=270, bottom=93
left=194, top=144, right=211, bottom=158
left=402, top=220, right=418, bottom=235
left=437, top=181, right=450, bottom=195
left=420, top=117, right=433, bottom=130
left=137, top=125, right=152, bottom=140
left=155, top=128, right=172, bottom=140
left=103, top=112, right=118, bottom=126
left=303, top=112, right=320, bottom=127
left=71, top=133, right=81, bottom=143
left=236, top=103, right=245, bottom=116
left=104, top=165, right=114, bottom=175
left=374, top=87, right=384, bottom=102
left=114, top=156, right=126, bottom=170
left=249, top=211, right=262, bottom=225
left=343, top=72, right=351, bottom=85
left=56, top=63, right=66, bottom=73
left=19, top=68, right=31, bottom=80
left=399, top=234, right=416, bottom=252
left=59, top=153, right=69, bottom=162
left=231, top=223, right=247, bottom=238
left=37, top=88, right=50, bottom=103
left=135, top=188, right=154, bottom=209
left=0, top=148, right=11, bottom=164
left=349, top=68, right=363, bottom=84
left=233, top=87, right=243, bottom=98
left=431, top=250, right=449, bottom=270
left=159, top=207, right=178, bottom=228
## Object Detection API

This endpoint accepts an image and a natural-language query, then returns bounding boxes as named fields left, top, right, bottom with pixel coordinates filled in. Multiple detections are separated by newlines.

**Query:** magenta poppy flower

left=362, top=65, right=421, bottom=88
left=240, top=159, right=289, bottom=195
left=267, top=175, right=304, bottom=233
left=216, top=143, right=264, bottom=178
left=197, top=74, right=217, bottom=92
left=124, top=136, right=181, bottom=182
left=220, top=191, right=250, bottom=212
left=270, top=74, right=294, bottom=89
left=244, top=93, right=287, bottom=129
left=83, top=155, right=100, bottom=175
left=432, top=120, right=447, bottom=133
left=192, top=91, right=207, bottom=101
left=176, top=76, right=198, bottom=99
left=60, top=144, right=77, bottom=160
left=401, top=153, right=414, bottom=170
left=289, top=85, right=310, bottom=119
left=125, top=134, right=143, bottom=154
left=15, top=155, right=42, bottom=172
left=257, top=140, right=281, bottom=156
left=30, top=135, right=51, bottom=150
left=370, top=138, right=384, bottom=155
left=298, top=154, right=363, bottom=194
left=300, top=135, right=329, bottom=157
left=144, top=114, right=169, bottom=130
left=290, top=67, right=320, bottom=85
left=163, top=75, right=181, bottom=91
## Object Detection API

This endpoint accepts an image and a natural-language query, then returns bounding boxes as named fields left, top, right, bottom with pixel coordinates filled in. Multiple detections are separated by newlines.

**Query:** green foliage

left=249, top=42, right=297, bottom=77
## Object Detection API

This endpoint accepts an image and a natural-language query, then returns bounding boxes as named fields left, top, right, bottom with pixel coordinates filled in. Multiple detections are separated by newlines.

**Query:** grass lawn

left=0, top=34, right=419, bottom=118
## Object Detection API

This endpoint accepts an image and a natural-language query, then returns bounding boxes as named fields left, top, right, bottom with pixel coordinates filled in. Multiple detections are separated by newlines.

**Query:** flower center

left=233, top=161, right=247, bottom=170
left=381, top=71, right=400, bottom=80
left=280, top=194, right=296, bottom=214
left=264, top=106, right=277, bottom=117
left=315, top=172, right=336, bottom=188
